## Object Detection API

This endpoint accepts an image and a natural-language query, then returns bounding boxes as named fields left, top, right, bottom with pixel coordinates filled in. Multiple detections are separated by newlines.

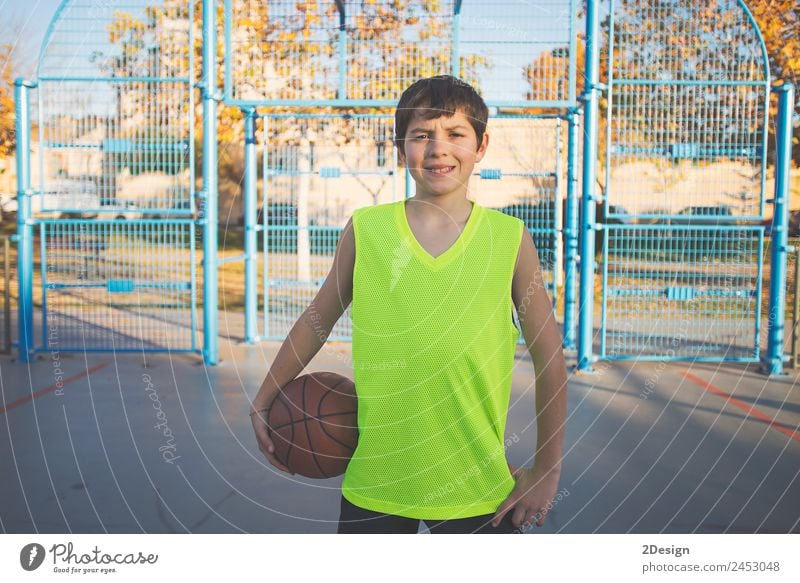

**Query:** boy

left=251, top=75, right=567, bottom=534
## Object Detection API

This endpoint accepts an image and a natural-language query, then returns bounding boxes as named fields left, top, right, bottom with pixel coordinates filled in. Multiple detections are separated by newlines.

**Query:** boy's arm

left=492, top=227, right=568, bottom=528
left=250, top=216, right=355, bottom=470
left=511, top=227, right=568, bottom=477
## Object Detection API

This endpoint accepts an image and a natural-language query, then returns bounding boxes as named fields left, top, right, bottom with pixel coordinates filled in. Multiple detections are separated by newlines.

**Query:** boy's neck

left=406, top=193, right=474, bottom=219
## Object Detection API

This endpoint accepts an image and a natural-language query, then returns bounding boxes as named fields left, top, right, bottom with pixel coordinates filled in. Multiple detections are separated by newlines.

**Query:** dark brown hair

left=394, top=75, right=489, bottom=158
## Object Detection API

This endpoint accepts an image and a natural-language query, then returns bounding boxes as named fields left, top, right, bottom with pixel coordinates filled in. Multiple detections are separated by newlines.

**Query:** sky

left=2, top=0, right=64, bottom=78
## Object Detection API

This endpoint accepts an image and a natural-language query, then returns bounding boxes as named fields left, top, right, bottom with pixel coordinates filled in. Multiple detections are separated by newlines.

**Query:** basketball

left=266, top=372, right=358, bottom=478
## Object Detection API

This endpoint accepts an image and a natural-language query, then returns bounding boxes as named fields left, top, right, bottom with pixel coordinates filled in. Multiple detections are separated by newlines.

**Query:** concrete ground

left=0, top=313, right=798, bottom=534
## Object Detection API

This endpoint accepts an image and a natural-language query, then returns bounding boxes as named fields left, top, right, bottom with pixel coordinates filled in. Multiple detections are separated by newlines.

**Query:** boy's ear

left=475, top=131, right=489, bottom=163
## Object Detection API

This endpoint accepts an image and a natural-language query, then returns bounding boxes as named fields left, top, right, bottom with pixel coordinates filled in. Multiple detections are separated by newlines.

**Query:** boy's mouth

left=424, top=165, right=455, bottom=176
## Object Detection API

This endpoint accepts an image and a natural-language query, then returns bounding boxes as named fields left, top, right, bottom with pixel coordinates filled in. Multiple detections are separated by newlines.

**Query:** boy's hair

left=394, top=75, right=489, bottom=158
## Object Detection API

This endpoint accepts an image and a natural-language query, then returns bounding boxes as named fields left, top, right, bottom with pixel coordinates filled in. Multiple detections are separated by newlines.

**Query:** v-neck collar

left=395, top=199, right=482, bottom=271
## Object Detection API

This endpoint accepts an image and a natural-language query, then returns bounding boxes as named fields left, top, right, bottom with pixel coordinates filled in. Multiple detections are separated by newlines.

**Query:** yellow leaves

left=354, top=13, right=367, bottom=32
left=278, top=30, right=298, bottom=43
left=0, top=43, right=16, bottom=157
left=143, top=5, right=165, bottom=28
left=108, top=10, right=146, bottom=45
left=295, top=1, right=320, bottom=16
left=749, top=0, right=800, bottom=82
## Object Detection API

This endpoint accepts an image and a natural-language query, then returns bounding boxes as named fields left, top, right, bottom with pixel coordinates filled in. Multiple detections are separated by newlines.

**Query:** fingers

left=264, top=450, right=293, bottom=474
left=511, top=505, right=528, bottom=529
left=493, top=497, right=546, bottom=529
left=262, top=443, right=293, bottom=474
left=491, top=498, right=514, bottom=527
left=251, top=412, right=294, bottom=474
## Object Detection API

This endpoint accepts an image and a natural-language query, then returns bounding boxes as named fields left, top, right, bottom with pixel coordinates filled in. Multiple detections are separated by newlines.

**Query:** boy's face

left=399, top=108, right=488, bottom=200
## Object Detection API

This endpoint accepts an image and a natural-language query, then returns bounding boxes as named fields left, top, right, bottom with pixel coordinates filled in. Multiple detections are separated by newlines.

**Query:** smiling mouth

left=425, top=166, right=455, bottom=175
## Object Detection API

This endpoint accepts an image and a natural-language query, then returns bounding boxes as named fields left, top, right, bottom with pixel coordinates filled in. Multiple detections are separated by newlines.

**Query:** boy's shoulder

left=350, top=202, right=402, bottom=239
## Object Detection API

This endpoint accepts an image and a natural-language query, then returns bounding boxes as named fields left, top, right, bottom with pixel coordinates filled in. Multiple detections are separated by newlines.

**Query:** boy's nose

left=426, top=137, right=448, bottom=156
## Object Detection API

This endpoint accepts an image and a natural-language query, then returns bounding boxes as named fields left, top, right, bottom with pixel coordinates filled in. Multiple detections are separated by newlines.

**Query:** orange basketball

left=266, top=372, right=358, bottom=478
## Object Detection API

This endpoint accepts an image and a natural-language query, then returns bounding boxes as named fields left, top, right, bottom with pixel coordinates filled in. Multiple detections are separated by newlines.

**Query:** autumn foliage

left=0, top=43, right=14, bottom=159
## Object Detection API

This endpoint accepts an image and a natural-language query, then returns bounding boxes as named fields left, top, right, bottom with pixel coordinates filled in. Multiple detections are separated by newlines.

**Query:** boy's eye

left=450, top=133, right=464, bottom=138
left=413, top=134, right=428, bottom=140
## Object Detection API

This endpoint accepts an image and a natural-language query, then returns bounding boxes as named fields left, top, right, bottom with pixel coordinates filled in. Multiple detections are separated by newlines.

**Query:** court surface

left=1, top=312, right=797, bottom=534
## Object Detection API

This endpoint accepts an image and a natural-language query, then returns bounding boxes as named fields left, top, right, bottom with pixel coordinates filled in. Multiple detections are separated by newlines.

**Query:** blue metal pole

left=564, top=109, right=580, bottom=350
left=452, top=1, right=462, bottom=77
left=577, top=0, right=601, bottom=372
left=243, top=108, right=257, bottom=343
left=764, top=82, right=795, bottom=376
left=335, top=1, right=346, bottom=99
left=202, top=0, right=218, bottom=365
left=15, top=79, right=34, bottom=362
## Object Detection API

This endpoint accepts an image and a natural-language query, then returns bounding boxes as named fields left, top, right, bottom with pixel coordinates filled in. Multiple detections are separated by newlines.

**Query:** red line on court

left=0, top=361, right=110, bottom=414
left=681, top=370, right=800, bottom=443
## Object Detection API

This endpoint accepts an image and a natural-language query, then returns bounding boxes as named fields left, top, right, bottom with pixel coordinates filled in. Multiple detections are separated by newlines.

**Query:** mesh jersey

left=342, top=198, right=524, bottom=520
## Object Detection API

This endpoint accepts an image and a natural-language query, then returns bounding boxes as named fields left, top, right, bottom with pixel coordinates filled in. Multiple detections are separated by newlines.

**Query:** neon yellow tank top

left=342, top=199, right=524, bottom=520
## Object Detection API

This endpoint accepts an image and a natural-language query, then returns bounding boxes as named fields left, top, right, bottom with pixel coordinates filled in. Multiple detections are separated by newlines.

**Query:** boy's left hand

left=492, top=463, right=561, bottom=529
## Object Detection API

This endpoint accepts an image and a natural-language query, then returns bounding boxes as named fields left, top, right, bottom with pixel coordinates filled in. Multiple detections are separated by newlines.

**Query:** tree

left=748, top=0, right=800, bottom=165
left=526, top=1, right=799, bottom=168
left=521, top=0, right=798, bottom=218
left=0, top=42, right=15, bottom=159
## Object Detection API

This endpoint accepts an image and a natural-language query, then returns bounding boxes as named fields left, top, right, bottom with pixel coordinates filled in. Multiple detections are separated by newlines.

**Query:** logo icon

left=20, top=543, right=46, bottom=571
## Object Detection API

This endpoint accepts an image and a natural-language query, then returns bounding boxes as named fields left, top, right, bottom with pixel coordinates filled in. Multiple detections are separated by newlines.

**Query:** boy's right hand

left=250, top=400, right=295, bottom=475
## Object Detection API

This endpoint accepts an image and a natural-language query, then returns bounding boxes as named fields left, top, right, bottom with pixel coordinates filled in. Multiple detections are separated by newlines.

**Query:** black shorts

left=337, top=494, right=522, bottom=534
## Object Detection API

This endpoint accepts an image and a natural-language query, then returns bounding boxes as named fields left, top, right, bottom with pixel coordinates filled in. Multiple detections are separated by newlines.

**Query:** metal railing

left=792, top=243, right=800, bottom=368
left=1, top=236, right=12, bottom=354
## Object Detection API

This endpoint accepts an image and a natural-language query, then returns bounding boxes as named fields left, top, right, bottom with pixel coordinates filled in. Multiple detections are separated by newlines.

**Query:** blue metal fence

left=582, top=0, right=787, bottom=369
left=16, top=0, right=199, bottom=360
left=16, top=0, right=793, bottom=373
left=40, top=220, right=196, bottom=352
left=600, top=224, right=764, bottom=361
left=258, top=113, right=393, bottom=341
